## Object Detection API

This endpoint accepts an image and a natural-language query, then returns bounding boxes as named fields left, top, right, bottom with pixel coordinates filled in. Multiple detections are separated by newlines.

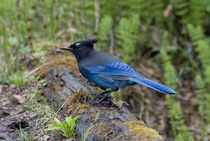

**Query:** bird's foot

left=88, top=91, right=107, bottom=96
left=88, top=95, right=110, bottom=105
left=89, top=100, right=100, bottom=105
left=87, top=92, right=111, bottom=102
left=89, top=99, right=112, bottom=106
left=88, top=90, right=113, bottom=106
left=101, top=100, right=113, bottom=106
left=88, top=93, right=102, bottom=97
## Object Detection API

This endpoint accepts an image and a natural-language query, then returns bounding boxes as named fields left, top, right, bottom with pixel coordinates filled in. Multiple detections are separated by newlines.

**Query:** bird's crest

left=72, top=39, right=97, bottom=46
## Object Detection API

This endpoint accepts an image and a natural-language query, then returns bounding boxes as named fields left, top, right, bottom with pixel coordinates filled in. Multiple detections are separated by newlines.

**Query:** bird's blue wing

left=105, top=62, right=136, bottom=73
left=84, top=61, right=139, bottom=79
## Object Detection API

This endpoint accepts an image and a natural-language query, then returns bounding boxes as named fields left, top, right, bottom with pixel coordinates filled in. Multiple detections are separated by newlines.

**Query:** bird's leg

left=90, top=90, right=113, bottom=105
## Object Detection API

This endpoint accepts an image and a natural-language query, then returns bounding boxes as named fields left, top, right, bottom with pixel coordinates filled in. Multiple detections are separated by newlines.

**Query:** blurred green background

left=0, top=0, right=210, bottom=140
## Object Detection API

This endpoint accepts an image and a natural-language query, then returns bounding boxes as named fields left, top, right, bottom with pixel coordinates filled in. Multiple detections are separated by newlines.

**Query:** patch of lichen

left=121, top=121, right=163, bottom=141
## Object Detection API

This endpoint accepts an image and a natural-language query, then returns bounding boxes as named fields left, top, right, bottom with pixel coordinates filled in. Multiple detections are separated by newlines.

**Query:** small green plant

left=32, top=79, right=46, bottom=101
left=18, top=125, right=34, bottom=141
left=0, top=70, right=8, bottom=84
left=9, top=72, right=26, bottom=88
left=48, top=115, right=80, bottom=138
left=82, top=112, right=99, bottom=141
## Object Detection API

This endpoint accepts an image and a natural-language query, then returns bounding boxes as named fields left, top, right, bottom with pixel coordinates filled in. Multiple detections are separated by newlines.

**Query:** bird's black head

left=60, top=39, right=97, bottom=62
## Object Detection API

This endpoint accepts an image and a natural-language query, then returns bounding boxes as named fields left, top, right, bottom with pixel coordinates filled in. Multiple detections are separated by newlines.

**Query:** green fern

left=187, top=24, right=205, bottom=44
left=188, top=24, right=210, bottom=86
left=160, top=33, right=194, bottom=140
left=188, top=23, right=210, bottom=141
left=196, top=41, right=210, bottom=68
left=188, top=0, right=206, bottom=26
left=195, top=75, right=208, bottom=140
left=118, top=0, right=141, bottom=17
left=99, top=0, right=117, bottom=19
left=139, top=0, right=164, bottom=25
left=97, top=16, right=113, bottom=52
left=116, top=14, right=139, bottom=63
left=171, top=0, right=189, bottom=25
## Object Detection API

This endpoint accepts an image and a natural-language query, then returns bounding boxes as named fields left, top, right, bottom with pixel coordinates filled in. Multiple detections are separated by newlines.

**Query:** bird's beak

left=59, top=46, right=73, bottom=51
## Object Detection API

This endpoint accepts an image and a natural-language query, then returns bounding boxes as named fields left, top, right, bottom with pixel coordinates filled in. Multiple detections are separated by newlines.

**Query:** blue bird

left=60, top=39, right=176, bottom=104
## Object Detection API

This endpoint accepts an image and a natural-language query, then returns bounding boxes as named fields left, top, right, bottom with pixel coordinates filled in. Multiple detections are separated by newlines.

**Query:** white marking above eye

left=75, top=43, right=80, bottom=46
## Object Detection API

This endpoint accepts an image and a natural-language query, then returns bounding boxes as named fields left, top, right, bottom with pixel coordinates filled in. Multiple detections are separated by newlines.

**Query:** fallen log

left=45, top=68, right=163, bottom=141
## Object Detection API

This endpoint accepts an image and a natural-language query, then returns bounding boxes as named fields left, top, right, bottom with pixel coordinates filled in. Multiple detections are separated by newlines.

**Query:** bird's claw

left=89, top=101, right=99, bottom=105
left=101, top=101, right=112, bottom=106
left=89, top=100, right=112, bottom=106
left=88, top=93, right=100, bottom=96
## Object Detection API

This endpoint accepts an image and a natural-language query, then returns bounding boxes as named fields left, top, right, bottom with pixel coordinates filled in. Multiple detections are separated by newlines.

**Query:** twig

left=109, top=30, right=114, bottom=54
left=94, top=0, right=100, bottom=33
left=53, top=95, right=71, bottom=118
left=24, top=62, right=51, bottom=78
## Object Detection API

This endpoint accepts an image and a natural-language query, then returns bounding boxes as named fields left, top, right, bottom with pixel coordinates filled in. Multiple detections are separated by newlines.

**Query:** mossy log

left=46, top=68, right=163, bottom=141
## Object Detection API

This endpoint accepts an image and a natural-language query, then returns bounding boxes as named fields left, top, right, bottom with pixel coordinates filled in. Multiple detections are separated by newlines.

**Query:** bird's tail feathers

left=130, top=77, right=176, bottom=95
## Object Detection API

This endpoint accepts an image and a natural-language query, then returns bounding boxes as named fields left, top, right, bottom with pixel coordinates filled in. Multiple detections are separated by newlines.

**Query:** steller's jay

left=60, top=39, right=176, bottom=104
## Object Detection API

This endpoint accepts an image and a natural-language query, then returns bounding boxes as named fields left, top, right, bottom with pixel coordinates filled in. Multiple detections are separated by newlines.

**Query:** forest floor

left=0, top=83, right=70, bottom=141
left=0, top=46, right=76, bottom=140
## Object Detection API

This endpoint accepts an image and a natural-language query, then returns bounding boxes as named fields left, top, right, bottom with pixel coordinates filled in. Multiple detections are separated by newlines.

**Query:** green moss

left=121, top=121, right=163, bottom=141
left=53, top=84, right=62, bottom=91
left=65, top=90, right=91, bottom=115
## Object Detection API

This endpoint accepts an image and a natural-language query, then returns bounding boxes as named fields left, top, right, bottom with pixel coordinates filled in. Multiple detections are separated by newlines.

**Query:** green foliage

left=139, top=0, right=164, bottom=26
left=97, top=16, right=113, bottom=52
left=195, top=75, right=209, bottom=140
left=188, top=24, right=210, bottom=86
left=48, top=115, right=79, bottom=138
left=160, top=33, right=194, bottom=140
left=187, top=24, right=205, bottom=44
left=9, top=72, right=26, bottom=88
left=196, top=41, right=210, bottom=69
left=31, top=79, right=46, bottom=101
left=188, top=0, right=206, bottom=26
left=116, top=14, right=139, bottom=63
left=204, top=66, right=210, bottom=86
left=43, top=0, right=58, bottom=38
left=188, top=24, right=210, bottom=140
left=171, top=0, right=189, bottom=25
left=18, top=125, right=34, bottom=141
left=118, top=0, right=141, bottom=17
left=82, top=112, right=99, bottom=141
left=99, top=0, right=117, bottom=19
left=0, top=70, right=8, bottom=84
